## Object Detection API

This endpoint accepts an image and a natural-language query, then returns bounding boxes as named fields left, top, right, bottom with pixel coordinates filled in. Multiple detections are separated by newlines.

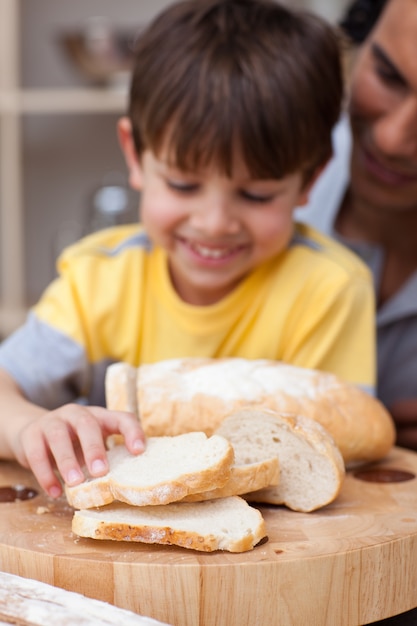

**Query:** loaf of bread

left=0, top=571, right=168, bottom=626
left=215, top=408, right=345, bottom=512
left=72, top=496, right=267, bottom=553
left=105, top=358, right=395, bottom=464
left=65, top=432, right=234, bottom=510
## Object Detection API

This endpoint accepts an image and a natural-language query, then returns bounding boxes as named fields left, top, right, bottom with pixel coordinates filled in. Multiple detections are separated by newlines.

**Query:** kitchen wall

left=20, top=0, right=351, bottom=304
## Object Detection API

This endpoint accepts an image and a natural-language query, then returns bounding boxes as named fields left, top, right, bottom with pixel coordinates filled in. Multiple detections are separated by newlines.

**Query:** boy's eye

left=239, top=190, right=274, bottom=203
left=166, top=180, right=199, bottom=193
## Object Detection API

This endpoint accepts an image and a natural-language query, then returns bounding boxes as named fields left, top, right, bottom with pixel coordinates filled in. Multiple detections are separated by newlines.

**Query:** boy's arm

left=0, top=368, right=145, bottom=498
left=0, top=368, right=44, bottom=459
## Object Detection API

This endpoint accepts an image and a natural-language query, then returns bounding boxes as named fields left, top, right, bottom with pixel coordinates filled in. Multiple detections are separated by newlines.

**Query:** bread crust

left=105, top=362, right=138, bottom=414
left=128, top=358, right=395, bottom=464
left=216, top=409, right=345, bottom=512
left=72, top=497, right=267, bottom=553
left=181, top=456, right=279, bottom=502
left=65, top=433, right=234, bottom=510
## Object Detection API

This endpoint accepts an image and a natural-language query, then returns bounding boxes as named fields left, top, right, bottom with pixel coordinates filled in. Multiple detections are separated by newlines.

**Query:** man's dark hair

left=340, top=0, right=388, bottom=43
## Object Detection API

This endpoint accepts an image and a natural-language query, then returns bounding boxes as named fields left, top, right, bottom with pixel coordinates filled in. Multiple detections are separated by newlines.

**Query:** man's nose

left=373, top=97, right=417, bottom=160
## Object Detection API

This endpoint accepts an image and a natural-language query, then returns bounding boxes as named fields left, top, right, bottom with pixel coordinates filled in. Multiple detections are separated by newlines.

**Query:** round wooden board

left=1, top=447, right=417, bottom=626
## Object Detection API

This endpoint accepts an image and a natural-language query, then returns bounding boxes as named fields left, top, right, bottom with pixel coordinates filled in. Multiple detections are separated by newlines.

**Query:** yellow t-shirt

left=0, top=222, right=375, bottom=407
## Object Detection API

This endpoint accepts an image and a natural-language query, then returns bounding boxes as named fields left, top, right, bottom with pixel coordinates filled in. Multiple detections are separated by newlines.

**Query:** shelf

left=0, top=86, right=128, bottom=338
left=0, top=2, right=133, bottom=338
left=0, top=87, right=128, bottom=115
left=0, top=306, right=28, bottom=340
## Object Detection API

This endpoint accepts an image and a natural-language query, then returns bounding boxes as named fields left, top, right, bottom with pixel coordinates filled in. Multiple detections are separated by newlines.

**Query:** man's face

left=348, top=0, right=417, bottom=213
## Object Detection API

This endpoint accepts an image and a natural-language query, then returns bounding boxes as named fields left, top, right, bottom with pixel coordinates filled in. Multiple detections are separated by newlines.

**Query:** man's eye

left=375, top=64, right=406, bottom=88
left=166, top=180, right=198, bottom=193
left=240, top=190, right=273, bottom=203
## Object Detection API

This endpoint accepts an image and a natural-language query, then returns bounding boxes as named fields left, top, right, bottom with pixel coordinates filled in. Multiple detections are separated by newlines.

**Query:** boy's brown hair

left=128, top=0, right=343, bottom=183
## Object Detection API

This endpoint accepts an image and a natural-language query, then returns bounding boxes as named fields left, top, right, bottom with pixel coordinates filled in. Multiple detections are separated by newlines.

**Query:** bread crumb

left=36, top=506, right=50, bottom=515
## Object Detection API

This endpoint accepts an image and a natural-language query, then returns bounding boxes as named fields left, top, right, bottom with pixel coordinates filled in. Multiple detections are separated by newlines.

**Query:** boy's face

left=120, top=123, right=313, bottom=306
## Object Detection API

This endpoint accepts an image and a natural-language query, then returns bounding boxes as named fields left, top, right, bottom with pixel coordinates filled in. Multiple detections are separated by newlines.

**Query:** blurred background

left=0, top=0, right=352, bottom=338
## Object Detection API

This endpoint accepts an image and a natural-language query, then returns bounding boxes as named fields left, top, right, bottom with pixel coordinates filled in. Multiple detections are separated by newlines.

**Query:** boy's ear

left=297, top=162, right=328, bottom=207
left=117, top=117, right=143, bottom=190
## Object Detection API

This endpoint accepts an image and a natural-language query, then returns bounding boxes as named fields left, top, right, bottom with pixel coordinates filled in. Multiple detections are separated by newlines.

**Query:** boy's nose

left=191, top=197, right=240, bottom=236
left=373, top=97, right=417, bottom=161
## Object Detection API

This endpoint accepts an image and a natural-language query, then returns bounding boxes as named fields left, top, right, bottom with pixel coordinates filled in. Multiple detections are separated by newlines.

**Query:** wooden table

left=1, top=447, right=417, bottom=626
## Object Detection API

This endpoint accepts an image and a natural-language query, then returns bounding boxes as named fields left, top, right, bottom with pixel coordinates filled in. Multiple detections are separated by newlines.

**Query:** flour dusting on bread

left=129, top=357, right=396, bottom=463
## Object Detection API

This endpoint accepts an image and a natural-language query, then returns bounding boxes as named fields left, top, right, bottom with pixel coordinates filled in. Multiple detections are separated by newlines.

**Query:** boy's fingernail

left=132, top=439, right=145, bottom=453
left=67, top=469, right=83, bottom=485
left=91, top=459, right=107, bottom=474
left=49, top=485, right=62, bottom=499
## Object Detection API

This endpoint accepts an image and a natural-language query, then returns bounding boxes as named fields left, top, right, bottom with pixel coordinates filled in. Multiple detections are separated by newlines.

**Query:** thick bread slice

left=181, top=449, right=279, bottom=502
left=181, top=456, right=279, bottom=501
left=216, top=408, right=345, bottom=512
left=65, top=432, right=234, bottom=510
left=131, top=358, right=395, bottom=464
left=72, top=496, right=267, bottom=553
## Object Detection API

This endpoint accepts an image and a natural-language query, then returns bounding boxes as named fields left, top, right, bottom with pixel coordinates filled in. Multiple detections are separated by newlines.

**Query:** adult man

left=298, top=0, right=417, bottom=450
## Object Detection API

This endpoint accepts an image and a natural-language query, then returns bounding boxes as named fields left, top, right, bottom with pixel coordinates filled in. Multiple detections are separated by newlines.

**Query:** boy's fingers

left=40, top=414, right=86, bottom=487
left=19, top=431, right=64, bottom=498
left=89, top=406, right=146, bottom=455
left=54, top=406, right=109, bottom=481
left=19, top=405, right=145, bottom=496
left=115, top=412, right=146, bottom=455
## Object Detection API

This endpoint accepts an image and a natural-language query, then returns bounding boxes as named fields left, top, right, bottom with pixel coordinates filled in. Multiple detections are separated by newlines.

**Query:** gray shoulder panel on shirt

left=0, top=312, right=90, bottom=409
left=97, top=230, right=153, bottom=257
left=0, top=312, right=114, bottom=409
left=289, top=230, right=322, bottom=252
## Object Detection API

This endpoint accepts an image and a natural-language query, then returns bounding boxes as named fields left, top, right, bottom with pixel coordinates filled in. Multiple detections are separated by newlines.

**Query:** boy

left=0, top=0, right=375, bottom=498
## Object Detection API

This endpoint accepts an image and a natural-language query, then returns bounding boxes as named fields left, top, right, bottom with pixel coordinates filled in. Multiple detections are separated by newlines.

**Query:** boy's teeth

left=194, top=244, right=228, bottom=258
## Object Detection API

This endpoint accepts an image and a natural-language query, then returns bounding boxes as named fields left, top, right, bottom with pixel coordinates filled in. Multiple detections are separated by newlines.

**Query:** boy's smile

left=132, top=148, right=311, bottom=306
left=176, top=236, right=247, bottom=263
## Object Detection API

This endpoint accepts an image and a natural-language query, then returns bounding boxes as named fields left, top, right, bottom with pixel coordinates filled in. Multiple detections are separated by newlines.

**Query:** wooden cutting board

left=1, top=447, right=417, bottom=626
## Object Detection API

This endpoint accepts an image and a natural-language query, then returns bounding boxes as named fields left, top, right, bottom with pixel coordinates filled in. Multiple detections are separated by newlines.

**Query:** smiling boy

left=0, top=0, right=375, bottom=496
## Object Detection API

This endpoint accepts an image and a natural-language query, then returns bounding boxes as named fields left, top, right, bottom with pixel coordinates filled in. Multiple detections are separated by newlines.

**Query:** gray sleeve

left=0, top=312, right=90, bottom=409
left=294, top=115, right=351, bottom=232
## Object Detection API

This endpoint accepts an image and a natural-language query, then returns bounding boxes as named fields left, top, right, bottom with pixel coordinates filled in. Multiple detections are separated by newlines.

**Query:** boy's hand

left=390, top=399, right=417, bottom=451
left=15, top=404, right=146, bottom=499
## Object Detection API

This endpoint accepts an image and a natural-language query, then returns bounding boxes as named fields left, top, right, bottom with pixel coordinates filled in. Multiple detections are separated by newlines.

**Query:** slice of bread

left=65, top=432, right=234, bottom=510
left=181, top=446, right=279, bottom=502
left=215, top=408, right=345, bottom=512
left=72, top=496, right=267, bottom=553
